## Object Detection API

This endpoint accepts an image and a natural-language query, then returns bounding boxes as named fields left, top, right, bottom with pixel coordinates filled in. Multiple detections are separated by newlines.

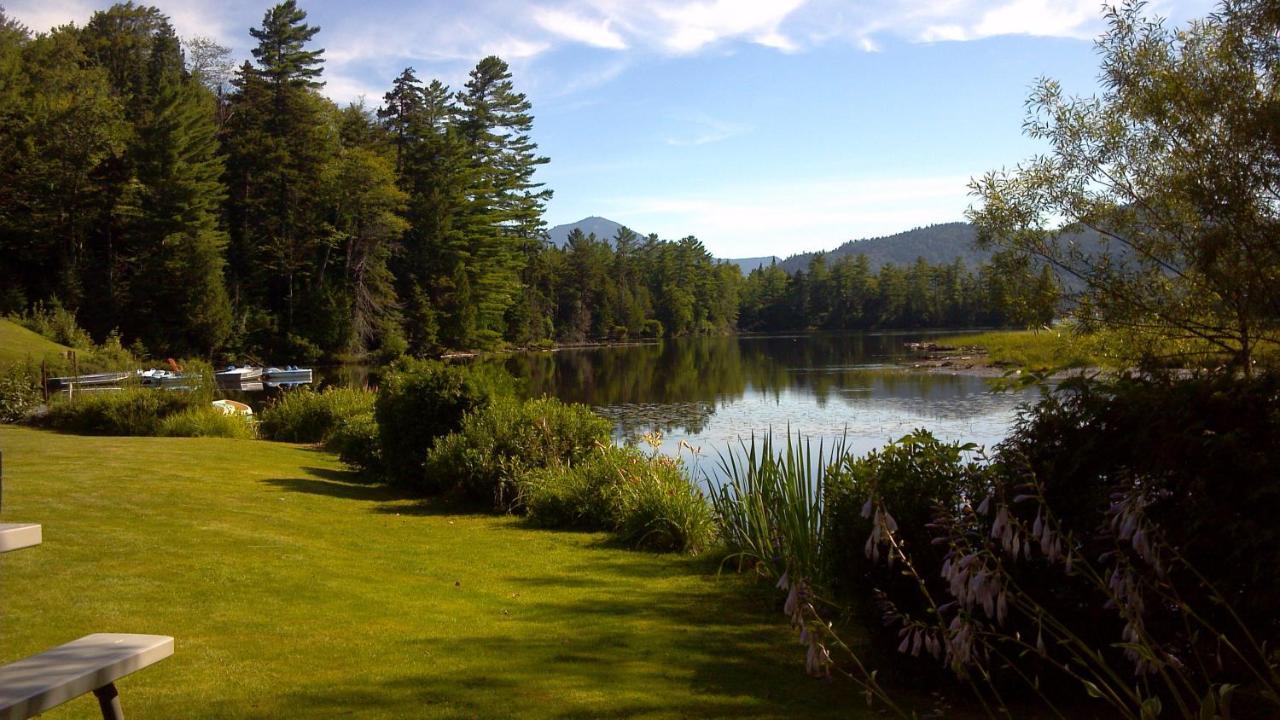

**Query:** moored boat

left=139, top=369, right=188, bottom=386
left=215, top=365, right=263, bottom=382
left=46, top=371, right=134, bottom=389
left=261, top=366, right=313, bottom=383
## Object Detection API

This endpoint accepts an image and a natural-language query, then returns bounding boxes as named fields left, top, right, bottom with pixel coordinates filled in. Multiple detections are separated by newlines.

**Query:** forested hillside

left=778, top=222, right=987, bottom=273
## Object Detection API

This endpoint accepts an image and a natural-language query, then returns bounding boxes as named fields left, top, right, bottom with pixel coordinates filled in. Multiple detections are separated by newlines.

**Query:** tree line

left=740, top=252, right=1057, bottom=332
left=0, top=1, right=1048, bottom=362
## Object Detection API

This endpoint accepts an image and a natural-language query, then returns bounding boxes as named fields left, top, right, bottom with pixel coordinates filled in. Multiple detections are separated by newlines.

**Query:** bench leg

left=93, top=683, right=124, bottom=720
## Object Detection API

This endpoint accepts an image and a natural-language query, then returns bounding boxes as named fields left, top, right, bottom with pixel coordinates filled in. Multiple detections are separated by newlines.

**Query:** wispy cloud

left=664, top=113, right=750, bottom=147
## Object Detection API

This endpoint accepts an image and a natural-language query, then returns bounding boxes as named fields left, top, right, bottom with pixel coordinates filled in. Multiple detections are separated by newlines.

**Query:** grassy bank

left=946, top=328, right=1108, bottom=371
left=0, top=318, right=73, bottom=365
left=0, top=427, right=871, bottom=719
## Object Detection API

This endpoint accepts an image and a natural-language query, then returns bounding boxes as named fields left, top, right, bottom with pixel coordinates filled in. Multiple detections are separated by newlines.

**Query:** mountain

left=777, top=222, right=988, bottom=274
left=547, top=216, right=628, bottom=247
left=723, top=256, right=780, bottom=274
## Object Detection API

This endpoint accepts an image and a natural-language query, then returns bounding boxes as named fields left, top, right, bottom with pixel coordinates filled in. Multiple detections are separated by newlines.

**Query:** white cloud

left=795, top=0, right=1217, bottom=49
left=534, top=8, right=627, bottom=50
left=639, top=0, right=807, bottom=54
left=600, top=174, right=975, bottom=257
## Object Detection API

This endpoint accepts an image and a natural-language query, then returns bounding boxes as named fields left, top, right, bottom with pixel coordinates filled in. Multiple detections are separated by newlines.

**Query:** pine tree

left=377, top=67, right=422, bottom=175
left=456, top=56, right=551, bottom=343
left=225, top=1, right=336, bottom=352
left=128, top=79, right=232, bottom=355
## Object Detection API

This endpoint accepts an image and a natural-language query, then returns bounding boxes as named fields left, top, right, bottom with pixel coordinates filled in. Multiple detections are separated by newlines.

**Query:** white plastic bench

left=0, top=634, right=173, bottom=720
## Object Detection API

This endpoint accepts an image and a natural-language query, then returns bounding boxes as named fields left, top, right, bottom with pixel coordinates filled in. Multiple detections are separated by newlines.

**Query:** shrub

left=822, top=431, right=987, bottom=675
left=425, top=396, right=610, bottom=506
left=845, top=372, right=1280, bottom=716
left=325, top=412, right=381, bottom=473
left=824, top=430, right=985, bottom=596
left=159, top=406, right=256, bottom=439
left=613, top=453, right=714, bottom=554
left=258, top=387, right=375, bottom=443
left=41, top=388, right=198, bottom=436
left=375, top=359, right=518, bottom=487
left=0, top=364, right=41, bottom=423
left=13, top=300, right=94, bottom=349
left=520, top=445, right=639, bottom=531
left=520, top=444, right=715, bottom=553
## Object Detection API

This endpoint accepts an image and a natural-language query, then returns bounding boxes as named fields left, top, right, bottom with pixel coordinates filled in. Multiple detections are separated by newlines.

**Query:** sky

left=8, top=0, right=1217, bottom=258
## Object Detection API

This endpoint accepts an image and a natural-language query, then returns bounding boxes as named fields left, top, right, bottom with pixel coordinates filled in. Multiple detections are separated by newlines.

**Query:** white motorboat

left=261, top=366, right=313, bottom=383
left=215, top=365, right=263, bottom=382
left=139, top=368, right=188, bottom=386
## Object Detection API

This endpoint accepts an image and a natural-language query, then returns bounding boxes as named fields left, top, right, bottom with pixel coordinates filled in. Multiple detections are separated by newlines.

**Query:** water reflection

left=489, top=332, right=1038, bottom=468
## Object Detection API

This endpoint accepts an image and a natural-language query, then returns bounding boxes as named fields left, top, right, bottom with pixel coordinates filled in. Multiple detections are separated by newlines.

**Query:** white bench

left=0, top=524, right=41, bottom=553
left=0, top=634, right=173, bottom=720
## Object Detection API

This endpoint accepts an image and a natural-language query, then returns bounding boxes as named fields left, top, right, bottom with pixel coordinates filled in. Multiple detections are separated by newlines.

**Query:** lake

left=486, top=332, right=1041, bottom=475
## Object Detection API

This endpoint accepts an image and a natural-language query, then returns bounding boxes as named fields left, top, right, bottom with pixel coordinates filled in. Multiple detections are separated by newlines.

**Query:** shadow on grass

left=261, top=549, right=874, bottom=719
left=261, top=473, right=419, bottom=503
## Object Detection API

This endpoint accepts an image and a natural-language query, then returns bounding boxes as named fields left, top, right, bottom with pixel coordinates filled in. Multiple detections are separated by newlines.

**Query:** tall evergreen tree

left=77, top=3, right=231, bottom=355
left=224, top=1, right=336, bottom=354
left=456, top=56, right=551, bottom=343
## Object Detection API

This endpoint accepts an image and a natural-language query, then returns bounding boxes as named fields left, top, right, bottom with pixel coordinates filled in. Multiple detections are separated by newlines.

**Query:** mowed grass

left=0, top=427, right=872, bottom=719
left=0, top=318, right=72, bottom=365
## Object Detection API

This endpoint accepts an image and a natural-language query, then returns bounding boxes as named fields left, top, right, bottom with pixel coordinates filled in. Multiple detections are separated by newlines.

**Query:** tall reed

left=709, top=431, right=839, bottom=588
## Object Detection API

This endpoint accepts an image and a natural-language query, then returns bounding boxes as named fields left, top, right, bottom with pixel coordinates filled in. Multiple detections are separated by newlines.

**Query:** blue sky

left=11, top=0, right=1215, bottom=258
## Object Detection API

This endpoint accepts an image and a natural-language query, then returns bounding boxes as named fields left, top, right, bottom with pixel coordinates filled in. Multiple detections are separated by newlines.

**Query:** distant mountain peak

left=546, top=217, right=629, bottom=248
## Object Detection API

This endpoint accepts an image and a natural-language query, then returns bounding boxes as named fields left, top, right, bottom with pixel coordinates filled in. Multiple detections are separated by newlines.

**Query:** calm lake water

left=484, top=332, right=1041, bottom=474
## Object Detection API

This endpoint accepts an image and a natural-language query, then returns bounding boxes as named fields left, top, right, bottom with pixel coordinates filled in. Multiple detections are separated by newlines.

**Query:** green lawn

left=0, top=427, right=873, bottom=719
left=0, top=318, right=72, bottom=366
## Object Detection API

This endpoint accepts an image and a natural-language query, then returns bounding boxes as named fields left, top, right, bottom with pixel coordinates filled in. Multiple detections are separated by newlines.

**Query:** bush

left=520, top=445, right=639, bottom=531
left=822, top=431, right=987, bottom=675
left=259, top=387, right=375, bottom=443
left=520, top=444, right=715, bottom=553
left=13, top=300, right=94, bottom=349
left=613, top=453, right=715, bottom=554
left=824, top=430, right=986, bottom=597
left=159, top=406, right=256, bottom=439
left=425, top=396, right=610, bottom=506
left=41, top=388, right=198, bottom=436
left=325, top=412, right=381, bottom=473
left=844, top=372, right=1280, bottom=716
left=0, top=364, right=41, bottom=423
left=374, top=359, right=518, bottom=487
left=994, top=371, right=1280, bottom=645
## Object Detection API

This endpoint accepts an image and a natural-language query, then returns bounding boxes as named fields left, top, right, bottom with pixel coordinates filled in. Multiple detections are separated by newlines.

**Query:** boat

left=261, top=366, right=313, bottom=383
left=139, top=369, right=189, bottom=386
left=215, top=365, right=263, bottom=382
left=46, top=371, right=134, bottom=389
left=211, top=399, right=253, bottom=416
